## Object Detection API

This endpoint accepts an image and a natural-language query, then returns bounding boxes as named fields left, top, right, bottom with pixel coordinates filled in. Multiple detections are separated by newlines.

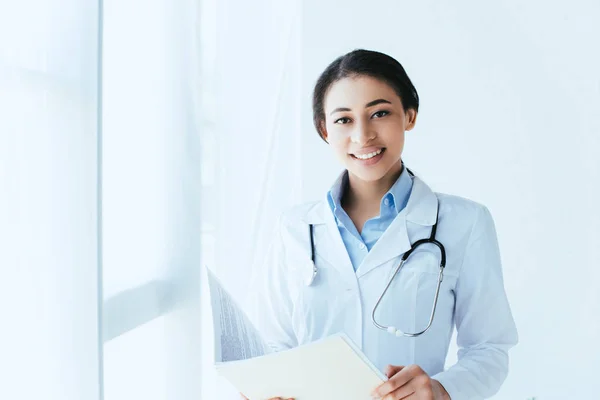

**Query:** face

left=321, top=75, right=417, bottom=182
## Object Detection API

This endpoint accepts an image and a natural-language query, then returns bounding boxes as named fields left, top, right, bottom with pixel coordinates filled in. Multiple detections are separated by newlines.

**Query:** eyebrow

left=329, top=98, right=392, bottom=116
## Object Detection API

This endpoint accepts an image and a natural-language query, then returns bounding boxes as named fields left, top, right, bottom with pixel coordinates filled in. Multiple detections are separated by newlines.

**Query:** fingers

left=373, top=365, right=413, bottom=396
left=383, top=375, right=432, bottom=400
left=372, top=364, right=433, bottom=399
left=381, top=384, right=414, bottom=400
left=385, top=364, right=405, bottom=378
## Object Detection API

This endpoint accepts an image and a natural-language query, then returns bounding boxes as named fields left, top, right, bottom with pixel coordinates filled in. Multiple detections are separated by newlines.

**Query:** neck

left=343, top=161, right=404, bottom=212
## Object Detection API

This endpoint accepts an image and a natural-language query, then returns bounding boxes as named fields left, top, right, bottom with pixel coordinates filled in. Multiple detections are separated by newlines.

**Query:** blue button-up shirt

left=327, top=167, right=414, bottom=271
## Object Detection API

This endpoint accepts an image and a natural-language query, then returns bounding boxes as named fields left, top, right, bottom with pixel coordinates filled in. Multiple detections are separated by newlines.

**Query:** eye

left=334, top=117, right=352, bottom=124
left=372, top=110, right=390, bottom=119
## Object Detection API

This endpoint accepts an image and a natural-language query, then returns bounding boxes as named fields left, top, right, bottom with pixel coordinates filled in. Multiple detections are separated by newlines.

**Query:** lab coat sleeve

left=431, top=205, right=518, bottom=400
left=247, top=215, right=298, bottom=352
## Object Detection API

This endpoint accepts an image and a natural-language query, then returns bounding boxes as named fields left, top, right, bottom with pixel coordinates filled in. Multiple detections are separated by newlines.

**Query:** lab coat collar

left=355, top=175, right=438, bottom=278
left=302, top=172, right=439, bottom=278
left=404, top=174, right=439, bottom=226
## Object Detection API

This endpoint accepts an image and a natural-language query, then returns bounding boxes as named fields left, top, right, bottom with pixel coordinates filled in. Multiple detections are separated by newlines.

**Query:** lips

left=352, top=148, right=383, bottom=160
left=350, top=147, right=386, bottom=160
left=349, top=148, right=386, bottom=165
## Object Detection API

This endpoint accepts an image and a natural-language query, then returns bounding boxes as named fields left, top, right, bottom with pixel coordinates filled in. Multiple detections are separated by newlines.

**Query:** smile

left=351, top=148, right=384, bottom=160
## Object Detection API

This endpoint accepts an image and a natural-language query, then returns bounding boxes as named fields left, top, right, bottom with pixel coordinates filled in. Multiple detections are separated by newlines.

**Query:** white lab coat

left=249, top=175, right=518, bottom=400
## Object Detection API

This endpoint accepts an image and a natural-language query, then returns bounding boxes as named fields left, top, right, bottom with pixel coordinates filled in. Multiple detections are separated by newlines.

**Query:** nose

left=350, top=121, right=375, bottom=145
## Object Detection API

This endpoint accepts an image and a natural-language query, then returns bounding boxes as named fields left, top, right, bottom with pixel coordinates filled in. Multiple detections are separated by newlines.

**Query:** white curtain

left=0, top=0, right=208, bottom=399
left=203, top=0, right=303, bottom=397
left=212, top=0, right=303, bottom=295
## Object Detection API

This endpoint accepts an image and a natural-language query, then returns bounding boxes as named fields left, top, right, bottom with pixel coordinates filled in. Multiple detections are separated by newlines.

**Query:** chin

left=346, top=166, right=389, bottom=182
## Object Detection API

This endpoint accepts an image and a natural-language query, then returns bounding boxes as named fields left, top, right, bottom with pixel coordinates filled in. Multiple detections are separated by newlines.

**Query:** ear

left=405, top=109, right=418, bottom=131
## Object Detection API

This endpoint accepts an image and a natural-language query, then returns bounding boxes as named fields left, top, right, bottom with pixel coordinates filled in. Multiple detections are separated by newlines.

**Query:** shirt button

left=359, top=242, right=366, bottom=250
left=383, top=198, right=390, bottom=206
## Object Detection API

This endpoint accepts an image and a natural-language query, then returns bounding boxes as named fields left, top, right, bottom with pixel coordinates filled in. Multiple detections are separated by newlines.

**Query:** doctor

left=247, top=49, right=518, bottom=400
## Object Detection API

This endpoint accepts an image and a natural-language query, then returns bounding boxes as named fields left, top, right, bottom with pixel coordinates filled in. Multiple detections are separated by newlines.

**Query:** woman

left=245, top=49, right=518, bottom=400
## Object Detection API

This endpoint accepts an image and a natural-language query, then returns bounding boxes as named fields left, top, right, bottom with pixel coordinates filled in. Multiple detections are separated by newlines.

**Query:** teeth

left=354, top=149, right=383, bottom=160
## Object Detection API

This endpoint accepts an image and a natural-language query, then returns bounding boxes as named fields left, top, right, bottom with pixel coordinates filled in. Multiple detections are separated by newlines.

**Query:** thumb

left=385, top=364, right=405, bottom=378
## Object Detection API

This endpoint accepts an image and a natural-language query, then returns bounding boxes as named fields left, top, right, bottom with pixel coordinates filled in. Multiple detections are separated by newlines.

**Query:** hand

left=239, top=394, right=294, bottom=400
left=370, top=364, right=450, bottom=400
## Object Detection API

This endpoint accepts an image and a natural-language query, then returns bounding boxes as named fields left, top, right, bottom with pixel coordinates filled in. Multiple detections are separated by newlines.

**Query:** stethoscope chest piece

left=304, top=259, right=317, bottom=286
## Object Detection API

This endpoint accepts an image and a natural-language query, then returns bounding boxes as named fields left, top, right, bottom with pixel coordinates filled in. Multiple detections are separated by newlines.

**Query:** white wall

left=213, top=1, right=600, bottom=399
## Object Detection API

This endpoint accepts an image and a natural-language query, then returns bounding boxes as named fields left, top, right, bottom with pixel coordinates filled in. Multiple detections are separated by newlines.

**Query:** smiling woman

left=247, top=49, right=518, bottom=400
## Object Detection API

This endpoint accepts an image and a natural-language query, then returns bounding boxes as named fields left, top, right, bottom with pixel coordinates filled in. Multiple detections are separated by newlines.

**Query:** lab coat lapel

left=355, top=176, right=439, bottom=279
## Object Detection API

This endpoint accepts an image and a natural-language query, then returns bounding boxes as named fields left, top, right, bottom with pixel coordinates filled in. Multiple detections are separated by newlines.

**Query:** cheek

left=326, top=131, right=348, bottom=151
left=331, top=143, right=349, bottom=159
left=383, top=130, right=405, bottom=150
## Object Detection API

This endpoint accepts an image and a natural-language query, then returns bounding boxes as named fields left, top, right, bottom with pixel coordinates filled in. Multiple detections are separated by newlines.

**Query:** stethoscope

left=305, top=169, right=446, bottom=337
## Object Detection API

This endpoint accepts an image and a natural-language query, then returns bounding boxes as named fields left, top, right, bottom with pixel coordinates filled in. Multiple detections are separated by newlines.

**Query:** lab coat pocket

left=410, top=252, right=456, bottom=334
left=375, top=264, right=420, bottom=335
left=291, top=253, right=351, bottom=343
left=398, top=248, right=441, bottom=275
left=378, top=250, right=450, bottom=335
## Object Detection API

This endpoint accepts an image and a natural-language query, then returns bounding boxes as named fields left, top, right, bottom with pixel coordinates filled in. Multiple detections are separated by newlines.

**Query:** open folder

left=206, top=267, right=386, bottom=400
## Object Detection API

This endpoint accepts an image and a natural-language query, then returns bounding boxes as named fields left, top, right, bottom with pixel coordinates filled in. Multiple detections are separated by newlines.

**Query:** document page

left=207, top=268, right=271, bottom=362
left=215, top=333, right=386, bottom=400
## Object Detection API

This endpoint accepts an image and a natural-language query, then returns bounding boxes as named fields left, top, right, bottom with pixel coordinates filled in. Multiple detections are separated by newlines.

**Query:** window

left=101, top=0, right=214, bottom=399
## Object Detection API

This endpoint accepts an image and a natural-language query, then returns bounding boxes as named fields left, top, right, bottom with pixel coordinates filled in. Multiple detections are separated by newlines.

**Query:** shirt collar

left=384, top=165, right=413, bottom=214
left=327, top=171, right=347, bottom=213
left=327, top=165, right=413, bottom=216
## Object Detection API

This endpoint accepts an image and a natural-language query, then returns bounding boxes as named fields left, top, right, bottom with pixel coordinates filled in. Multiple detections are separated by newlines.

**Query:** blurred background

left=1, top=0, right=599, bottom=399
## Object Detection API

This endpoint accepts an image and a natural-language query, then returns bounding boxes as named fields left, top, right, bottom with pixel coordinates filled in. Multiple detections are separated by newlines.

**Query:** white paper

left=207, top=268, right=271, bottom=362
left=215, top=333, right=387, bottom=400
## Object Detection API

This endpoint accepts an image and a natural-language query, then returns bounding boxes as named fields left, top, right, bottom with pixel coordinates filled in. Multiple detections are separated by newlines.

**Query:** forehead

left=324, top=75, right=399, bottom=111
